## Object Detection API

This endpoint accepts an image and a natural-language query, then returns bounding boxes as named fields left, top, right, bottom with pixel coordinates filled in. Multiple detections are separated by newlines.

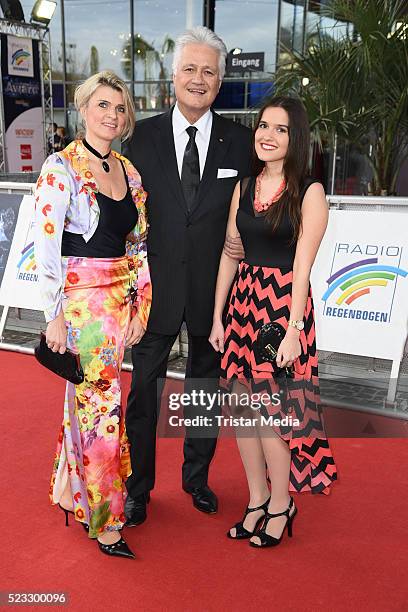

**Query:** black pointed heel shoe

left=249, top=496, right=297, bottom=548
left=227, top=496, right=270, bottom=539
left=58, top=503, right=72, bottom=527
left=58, top=503, right=89, bottom=533
left=97, top=536, right=135, bottom=559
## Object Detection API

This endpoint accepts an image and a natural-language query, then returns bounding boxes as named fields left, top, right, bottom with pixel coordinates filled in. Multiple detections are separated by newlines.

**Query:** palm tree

left=122, top=34, right=175, bottom=109
left=156, top=35, right=175, bottom=106
left=90, top=46, right=99, bottom=75
left=275, top=0, right=408, bottom=195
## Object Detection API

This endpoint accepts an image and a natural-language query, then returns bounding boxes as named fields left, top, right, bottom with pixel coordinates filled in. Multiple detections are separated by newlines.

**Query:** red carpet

left=1, top=351, right=407, bottom=611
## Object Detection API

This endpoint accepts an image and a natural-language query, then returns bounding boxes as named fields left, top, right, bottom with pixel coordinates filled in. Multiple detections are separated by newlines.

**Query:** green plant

left=275, top=0, right=408, bottom=195
left=90, top=46, right=99, bottom=75
left=122, top=34, right=175, bottom=108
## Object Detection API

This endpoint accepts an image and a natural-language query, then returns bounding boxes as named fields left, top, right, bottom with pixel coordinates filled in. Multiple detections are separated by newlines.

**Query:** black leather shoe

left=97, top=537, right=135, bottom=559
left=124, top=492, right=151, bottom=527
left=182, top=484, right=218, bottom=514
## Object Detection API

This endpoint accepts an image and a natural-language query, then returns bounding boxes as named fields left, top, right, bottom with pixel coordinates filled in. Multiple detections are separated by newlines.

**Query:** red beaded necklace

left=254, top=168, right=286, bottom=213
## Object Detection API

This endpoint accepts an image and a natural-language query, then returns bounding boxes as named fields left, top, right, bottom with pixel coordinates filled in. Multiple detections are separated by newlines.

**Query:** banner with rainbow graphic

left=0, top=200, right=407, bottom=366
left=0, top=194, right=42, bottom=311
left=311, top=209, right=408, bottom=362
left=7, top=35, right=34, bottom=78
left=1, top=34, right=43, bottom=173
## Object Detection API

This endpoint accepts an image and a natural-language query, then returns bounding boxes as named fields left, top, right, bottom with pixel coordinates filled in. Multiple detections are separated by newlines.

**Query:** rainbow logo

left=17, top=241, right=37, bottom=273
left=322, top=257, right=407, bottom=306
left=11, top=48, right=31, bottom=67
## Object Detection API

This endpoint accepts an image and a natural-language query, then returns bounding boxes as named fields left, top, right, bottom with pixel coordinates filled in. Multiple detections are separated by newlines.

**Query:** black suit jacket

left=123, top=108, right=252, bottom=335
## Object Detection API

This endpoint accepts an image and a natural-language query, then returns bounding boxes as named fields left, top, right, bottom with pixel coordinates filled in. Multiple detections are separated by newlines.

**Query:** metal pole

left=39, top=32, right=49, bottom=159
left=0, top=306, right=9, bottom=340
left=130, top=0, right=135, bottom=99
left=275, top=0, right=282, bottom=70
left=330, top=132, right=338, bottom=194
left=0, top=39, right=6, bottom=173
left=203, top=0, right=215, bottom=30
left=186, top=0, right=194, bottom=29
left=387, top=359, right=400, bottom=404
left=44, top=34, right=49, bottom=157
left=60, top=0, right=68, bottom=129
left=291, top=0, right=297, bottom=50
left=302, top=0, right=309, bottom=54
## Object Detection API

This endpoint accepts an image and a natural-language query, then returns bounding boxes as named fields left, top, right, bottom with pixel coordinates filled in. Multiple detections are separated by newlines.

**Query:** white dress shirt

left=172, top=103, right=213, bottom=179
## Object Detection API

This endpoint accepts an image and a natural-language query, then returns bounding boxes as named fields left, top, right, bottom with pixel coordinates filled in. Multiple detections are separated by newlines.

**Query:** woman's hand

left=209, top=318, right=225, bottom=353
left=276, top=327, right=301, bottom=368
left=46, top=310, right=67, bottom=354
left=126, top=315, right=145, bottom=347
left=223, top=234, right=245, bottom=260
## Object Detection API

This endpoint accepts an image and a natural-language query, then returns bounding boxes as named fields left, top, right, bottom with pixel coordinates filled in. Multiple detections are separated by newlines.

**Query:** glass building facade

left=22, top=0, right=353, bottom=115
left=15, top=1, right=405, bottom=195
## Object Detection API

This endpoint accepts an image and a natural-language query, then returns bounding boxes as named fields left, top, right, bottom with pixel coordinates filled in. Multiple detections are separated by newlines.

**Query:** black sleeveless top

left=61, top=161, right=138, bottom=258
left=236, top=176, right=319, bottom=269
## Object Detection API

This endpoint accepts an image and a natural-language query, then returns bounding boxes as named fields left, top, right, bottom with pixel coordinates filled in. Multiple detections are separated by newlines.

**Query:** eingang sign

left=226, top=52, right=264, bottom=74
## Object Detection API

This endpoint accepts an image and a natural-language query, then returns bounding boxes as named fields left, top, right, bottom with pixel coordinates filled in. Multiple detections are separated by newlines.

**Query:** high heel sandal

left=249, top=496, right=297, bottom=548
left=227, top=496, right=270, bottom=539
left=97, top=536, right=135, bottom=559
left=58, top=503, right=89, bottom=533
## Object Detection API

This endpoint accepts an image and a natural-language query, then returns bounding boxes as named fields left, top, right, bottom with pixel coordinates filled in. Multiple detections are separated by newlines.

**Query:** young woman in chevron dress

left=209, top=96, right=337, bottom=548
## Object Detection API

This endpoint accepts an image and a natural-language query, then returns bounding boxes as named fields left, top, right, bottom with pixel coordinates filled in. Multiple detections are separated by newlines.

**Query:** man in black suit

left=123, top=26, right=252, bottom=523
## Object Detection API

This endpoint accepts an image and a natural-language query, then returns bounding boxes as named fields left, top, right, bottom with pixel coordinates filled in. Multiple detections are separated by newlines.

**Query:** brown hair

left=252, top=96, right=310, bottom=241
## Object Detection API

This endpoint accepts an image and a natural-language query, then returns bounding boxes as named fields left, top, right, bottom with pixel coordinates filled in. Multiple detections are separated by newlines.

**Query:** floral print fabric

left=34, top=140, right=151, bottom=537
left=34, top=140, right=151, bottom=327
left=50, top=256, right=132, bottom=537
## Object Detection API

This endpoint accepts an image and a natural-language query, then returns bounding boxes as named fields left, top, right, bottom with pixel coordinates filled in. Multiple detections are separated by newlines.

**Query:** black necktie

left=181, top=126, right=200, bottom=211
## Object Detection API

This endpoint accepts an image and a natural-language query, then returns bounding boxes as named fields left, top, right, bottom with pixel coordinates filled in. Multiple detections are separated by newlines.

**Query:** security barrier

left=0, top=184, right=407, bottom=402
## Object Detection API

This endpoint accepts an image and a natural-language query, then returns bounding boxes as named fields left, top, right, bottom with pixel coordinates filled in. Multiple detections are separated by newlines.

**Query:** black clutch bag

left=34, top=332, right=84, bottom=384
left=253, top=322, right=294, bottom=377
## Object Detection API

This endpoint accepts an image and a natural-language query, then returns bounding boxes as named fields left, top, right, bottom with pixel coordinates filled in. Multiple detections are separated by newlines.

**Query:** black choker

left=83, top=139, right=111, bottom=172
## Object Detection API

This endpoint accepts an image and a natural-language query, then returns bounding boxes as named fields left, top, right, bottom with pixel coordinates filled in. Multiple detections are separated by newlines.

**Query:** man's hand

left=126, top=315, right=145, bottom=347
left=209, top=319, right=225, bottom=353
left=223, top=234, right=245, bottom=260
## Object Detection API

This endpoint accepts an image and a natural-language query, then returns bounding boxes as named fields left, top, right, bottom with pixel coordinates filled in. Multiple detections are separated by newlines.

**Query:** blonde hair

left=74, top=70, right=135, bottom=141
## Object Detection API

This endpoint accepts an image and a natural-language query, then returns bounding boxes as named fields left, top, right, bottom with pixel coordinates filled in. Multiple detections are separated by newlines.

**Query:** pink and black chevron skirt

left=221, top=262, right=337, bottom=495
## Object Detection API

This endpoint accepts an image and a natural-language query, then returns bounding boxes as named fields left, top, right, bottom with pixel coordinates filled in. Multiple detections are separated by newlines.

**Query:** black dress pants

left=125, top=329, right=221, bottom=498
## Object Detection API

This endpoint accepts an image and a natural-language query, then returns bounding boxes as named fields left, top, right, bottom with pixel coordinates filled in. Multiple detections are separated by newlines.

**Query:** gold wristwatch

left=288, top=319, right=304, bottom=331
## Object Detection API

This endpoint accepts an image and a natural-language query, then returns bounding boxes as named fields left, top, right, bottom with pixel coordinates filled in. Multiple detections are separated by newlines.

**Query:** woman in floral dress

left=34, top=71, right=151, bottom=559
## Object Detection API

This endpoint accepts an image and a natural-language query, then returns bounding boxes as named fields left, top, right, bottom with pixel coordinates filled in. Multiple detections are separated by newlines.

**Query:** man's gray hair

left=172, top=26, right=228, bottom=80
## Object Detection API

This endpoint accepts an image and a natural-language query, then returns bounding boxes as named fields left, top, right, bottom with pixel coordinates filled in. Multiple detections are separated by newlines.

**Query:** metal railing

left=1, top=186, right=407, bottom=370
left=1, top=180, right=407, bottom=416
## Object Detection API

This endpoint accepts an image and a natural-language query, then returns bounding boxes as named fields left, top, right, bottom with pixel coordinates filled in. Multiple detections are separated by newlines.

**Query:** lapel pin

left=219, top=138, right=224, bottom=142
